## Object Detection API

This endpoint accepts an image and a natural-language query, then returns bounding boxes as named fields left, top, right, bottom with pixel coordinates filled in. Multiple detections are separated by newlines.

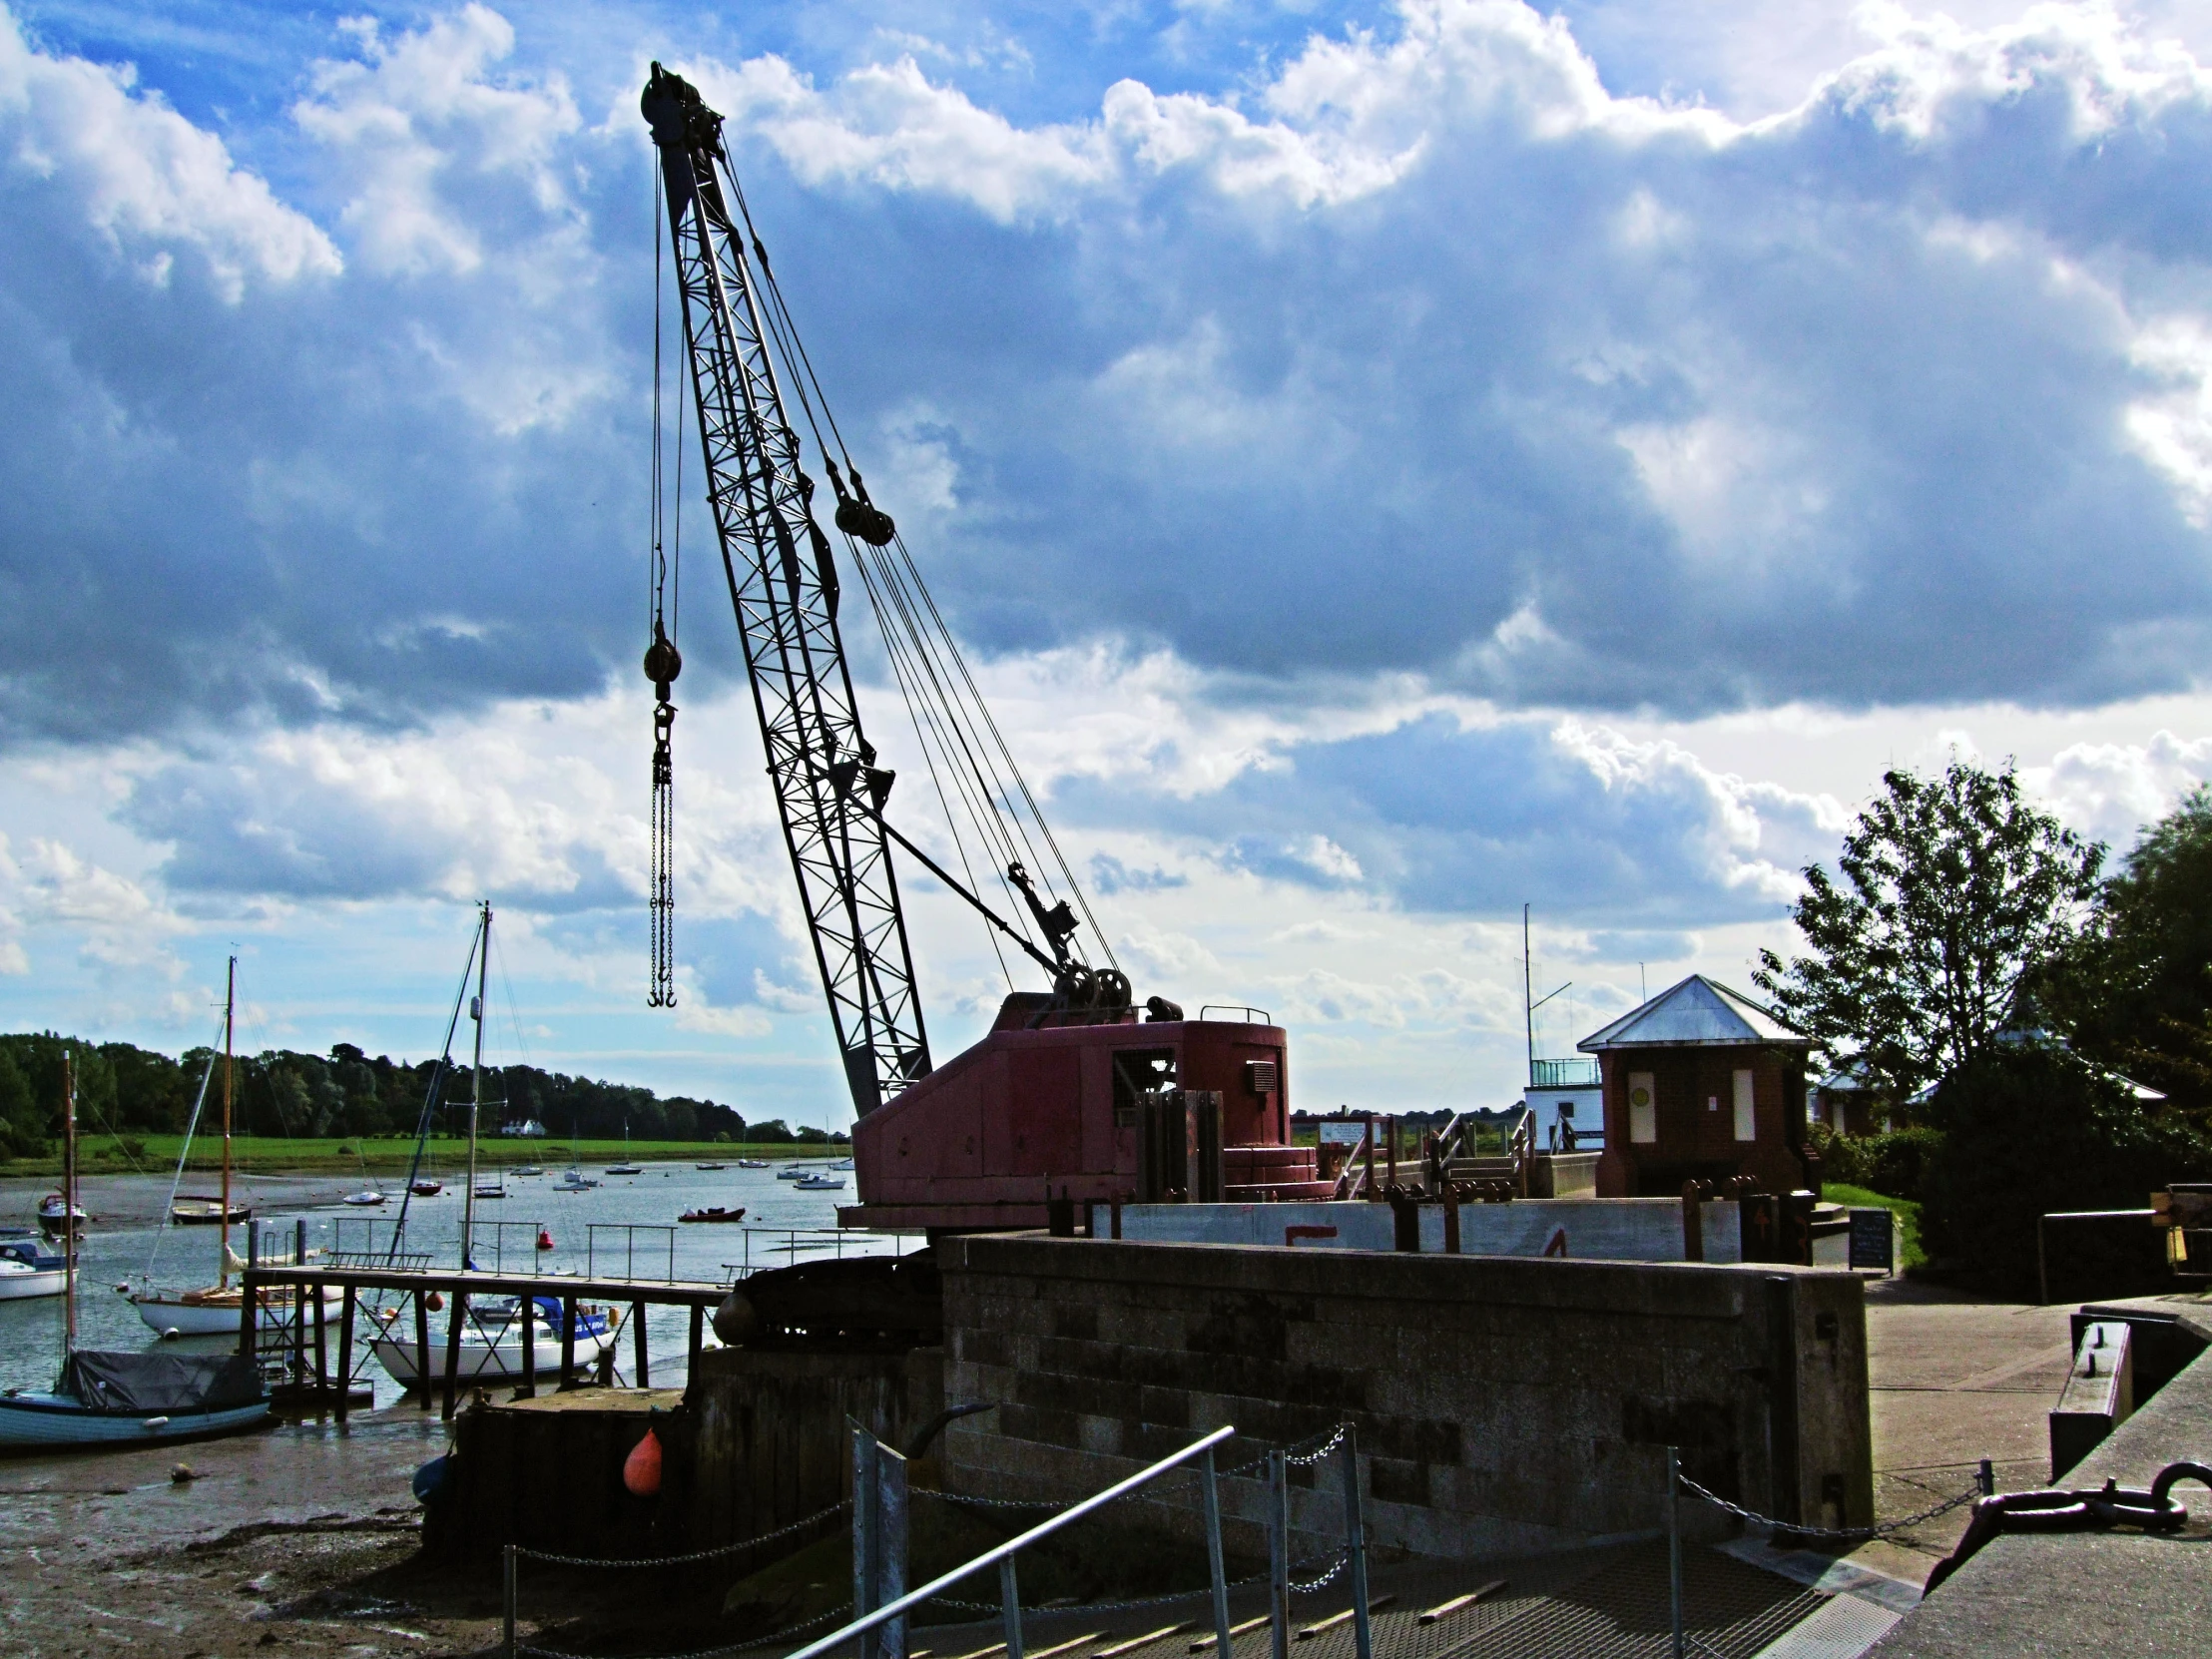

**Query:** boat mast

left=462, top=900, right=490, bottom=1270
left=62, top=1051, right=76, bottom=1354
left=220, top=955, right=235, bottom=1290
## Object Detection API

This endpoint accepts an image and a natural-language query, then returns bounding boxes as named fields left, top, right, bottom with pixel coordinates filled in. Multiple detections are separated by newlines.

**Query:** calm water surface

left=0, top=1158, right=896, bottom=1399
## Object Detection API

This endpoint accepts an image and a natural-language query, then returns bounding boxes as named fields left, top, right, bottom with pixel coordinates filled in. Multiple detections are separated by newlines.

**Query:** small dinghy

left=341, top=1189, right=387, bottom=1207
left=38, top=1193, right=88, bottom=1236
left=679, top=1205, right=747, bottom=1224
left=794, top=1174, right=845, bottom=1191
left=694, top=1162, right=728, bottom=1171
left=408, top=1179, right=444, bottom=1198
left=170, top=1194, right=250, bottom=1226
left=737, top=1159, right=770, bottom=1169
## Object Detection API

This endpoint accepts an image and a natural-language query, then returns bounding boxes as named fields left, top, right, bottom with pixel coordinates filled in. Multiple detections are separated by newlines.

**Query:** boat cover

left=60, top=1351, right=264, bottom=1414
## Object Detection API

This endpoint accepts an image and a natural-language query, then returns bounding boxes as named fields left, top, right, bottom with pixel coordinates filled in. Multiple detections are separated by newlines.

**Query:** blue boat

left=0, top=1352, right=270, bottom=1450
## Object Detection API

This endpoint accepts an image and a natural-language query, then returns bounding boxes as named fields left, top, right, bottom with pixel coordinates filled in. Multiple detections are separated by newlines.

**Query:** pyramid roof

left=1577, top=974, right=1808, bottom=1052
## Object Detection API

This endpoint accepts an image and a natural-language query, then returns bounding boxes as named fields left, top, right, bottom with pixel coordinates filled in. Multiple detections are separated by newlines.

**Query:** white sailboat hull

left=367, top=1325, right=613, bottom=1386
left=0, top=1268, right=67, bottom=1301
left=130, top=1286, right=346, bottom=1338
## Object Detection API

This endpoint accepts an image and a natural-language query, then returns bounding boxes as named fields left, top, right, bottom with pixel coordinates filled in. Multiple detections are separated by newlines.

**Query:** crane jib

left=643, top=63, right=931, bottom=1116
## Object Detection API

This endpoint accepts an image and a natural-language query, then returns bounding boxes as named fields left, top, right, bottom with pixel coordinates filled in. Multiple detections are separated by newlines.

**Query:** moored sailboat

left=2, top=1051, right=271, bottom=1450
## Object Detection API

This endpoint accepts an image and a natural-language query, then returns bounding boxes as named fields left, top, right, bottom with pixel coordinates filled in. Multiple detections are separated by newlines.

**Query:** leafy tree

left=2044, top=787, right=2212, bottom=1118
left=1754, top=761, right=2102, bottom=1107
left=0, top=1048, right=42, bottom=1159
left=1918, top=1041, right=2209, bottom=1294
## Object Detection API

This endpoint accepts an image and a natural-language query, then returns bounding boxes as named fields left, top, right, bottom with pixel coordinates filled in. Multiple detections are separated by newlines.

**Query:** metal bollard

left=1000, top=1555, right=1025, bottom=1659
left=1203, top=1447, right=1233, bottom=1659
left=1340, top=1426, right=1372, bottom=1659
left=1269, top=1451, right=1290, bottom=1659
left=1667, top=1447, right=1685, bottom=1659
left=853, top=1427, right=879, bottom=1659
left=1977, top=1457, right=1994, bottom=1498
left=503, top=1543, right=517, bottom=1659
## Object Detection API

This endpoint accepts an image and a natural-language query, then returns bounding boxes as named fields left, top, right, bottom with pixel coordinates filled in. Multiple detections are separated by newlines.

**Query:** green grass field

left=1, top=1133, right=846, bottom=1178
left=1823, top=1182, right=1925, bottom=1269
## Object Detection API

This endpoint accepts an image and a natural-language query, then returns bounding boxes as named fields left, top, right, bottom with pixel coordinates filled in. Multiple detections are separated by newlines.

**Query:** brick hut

left=1579, top=975, right=1815, bottom=1199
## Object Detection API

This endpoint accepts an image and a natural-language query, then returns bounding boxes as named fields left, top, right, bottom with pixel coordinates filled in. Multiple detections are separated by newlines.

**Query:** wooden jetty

left=241, top=1261, right=726, bottom=1422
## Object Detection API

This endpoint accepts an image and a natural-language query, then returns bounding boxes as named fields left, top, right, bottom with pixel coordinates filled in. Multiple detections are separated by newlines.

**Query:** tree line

left=0, top=1034, right=841, bottom=1159
left=1753, top=761, right=2212, bottom=1291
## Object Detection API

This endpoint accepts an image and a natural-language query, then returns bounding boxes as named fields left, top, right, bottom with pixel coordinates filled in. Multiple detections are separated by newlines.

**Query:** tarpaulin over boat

left=60, top=1351, right=264, bottom=1414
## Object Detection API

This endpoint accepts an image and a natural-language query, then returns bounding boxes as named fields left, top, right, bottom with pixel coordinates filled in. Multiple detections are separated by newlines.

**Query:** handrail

left=1199, top=1004, right=1272, bottom=1025
left=785, top=1424, right=1238, bottom=1659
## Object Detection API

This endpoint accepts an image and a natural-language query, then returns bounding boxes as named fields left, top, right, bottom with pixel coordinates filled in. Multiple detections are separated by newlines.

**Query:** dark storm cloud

left=5, top=1, right=2212, bottom=767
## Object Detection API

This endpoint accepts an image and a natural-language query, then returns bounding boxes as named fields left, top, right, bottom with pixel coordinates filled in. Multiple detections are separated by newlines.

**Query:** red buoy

left=425, top=1290, right=444, bottom=1312
left=537, top=1229, right=554, bottom=1251
left=623, top=1426, right=663, bottom=1498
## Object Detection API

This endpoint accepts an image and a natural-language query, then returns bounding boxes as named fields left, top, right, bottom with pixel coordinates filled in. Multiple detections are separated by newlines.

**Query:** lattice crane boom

left=643, top=66, right=929, bottom=1114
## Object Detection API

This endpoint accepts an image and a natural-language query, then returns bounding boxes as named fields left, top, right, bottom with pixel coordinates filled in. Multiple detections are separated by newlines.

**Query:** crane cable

left=722, top=166, right=1116, bottom=983
left=646, top=169, right=683, bottom=1008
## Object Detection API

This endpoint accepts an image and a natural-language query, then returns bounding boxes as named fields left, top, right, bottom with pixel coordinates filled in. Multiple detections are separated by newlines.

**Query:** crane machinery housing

left=640, top=64, right=1330, bottom=1231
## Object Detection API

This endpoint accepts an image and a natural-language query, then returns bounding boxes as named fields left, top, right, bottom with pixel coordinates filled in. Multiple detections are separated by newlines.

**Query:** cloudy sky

left=4, top=0, right=2212, bottom=1127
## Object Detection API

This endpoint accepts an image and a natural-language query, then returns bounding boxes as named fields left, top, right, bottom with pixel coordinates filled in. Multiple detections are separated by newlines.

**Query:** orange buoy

left=425, top=1291, right=444, bottom=1312
left=536, top=1229, right=554, bottom=1251
left=623, top=1426, right=663, bottom=1498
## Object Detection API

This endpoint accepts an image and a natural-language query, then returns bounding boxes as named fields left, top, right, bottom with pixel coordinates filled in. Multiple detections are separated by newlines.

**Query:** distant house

left=1578, top=975, right=1815, bottom=1198
left=497, top=1118, right=548, bottom=1138
left=1810, top=1062, right=1882, bottom=1138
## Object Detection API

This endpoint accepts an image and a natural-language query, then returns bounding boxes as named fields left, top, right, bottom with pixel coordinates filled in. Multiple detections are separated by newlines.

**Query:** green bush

left=1808, top=1122, right=1943, bottom=1201
left=1919, top=1043, right=2212, bottom=1295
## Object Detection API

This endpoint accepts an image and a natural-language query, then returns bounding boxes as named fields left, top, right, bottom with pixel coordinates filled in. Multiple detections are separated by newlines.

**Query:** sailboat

left=0, top=1230, right=67, bottom=1300
left=129, top=962, right=342, bottom=1338
left=2, top=1052, right=270, bottom=1448
left=605, top=1120, right=642, bottom=1176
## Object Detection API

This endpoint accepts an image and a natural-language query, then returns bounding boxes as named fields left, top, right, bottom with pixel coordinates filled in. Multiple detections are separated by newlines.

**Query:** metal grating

left=1745, top=1596, right=1900, bottom=1659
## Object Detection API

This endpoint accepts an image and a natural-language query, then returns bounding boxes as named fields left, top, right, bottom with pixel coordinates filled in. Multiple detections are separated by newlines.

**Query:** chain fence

left=511, top=1499, right=850, bottom=1570
left=1675, top=1469, right=1980, bottom=1541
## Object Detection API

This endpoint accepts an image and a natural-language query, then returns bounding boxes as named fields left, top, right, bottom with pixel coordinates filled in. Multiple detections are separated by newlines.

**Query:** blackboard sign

left=1849, top=1208, right=1896, bottom=1273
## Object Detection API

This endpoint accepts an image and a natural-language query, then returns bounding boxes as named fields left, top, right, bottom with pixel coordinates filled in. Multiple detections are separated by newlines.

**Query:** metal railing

left=722, top=1228, right=926, bottom=1281
left=1531, top=1057, right=1599, bottom=1089
left=470, top=1220, right=550, bottom=1276
left=792, top=1424, right=1246, bottom=1659
left=585, top=1223, right=677, bottom=1284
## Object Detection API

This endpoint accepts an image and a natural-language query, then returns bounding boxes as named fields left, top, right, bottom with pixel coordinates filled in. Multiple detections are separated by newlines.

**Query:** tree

left=2044, top=787, right=2212, bottom=1119
left=1753, top=761, right=2102, bottom=1106
left=1918, top=1040, right=2208, bottom=1294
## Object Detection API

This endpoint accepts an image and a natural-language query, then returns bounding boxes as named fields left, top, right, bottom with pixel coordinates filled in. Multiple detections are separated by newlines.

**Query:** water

left=0, top=1158, right=906, bottom=1400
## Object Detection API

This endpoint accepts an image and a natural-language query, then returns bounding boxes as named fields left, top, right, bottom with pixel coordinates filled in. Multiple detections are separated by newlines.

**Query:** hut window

left=1732, top=1069, right=1756, bottom=1141
left=1628, top=1071, right=1656, bottom=1144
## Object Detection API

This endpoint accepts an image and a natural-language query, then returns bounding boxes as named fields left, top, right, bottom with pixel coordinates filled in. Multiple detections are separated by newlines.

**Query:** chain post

left=1978, top=1457, right=1994, bottom=1497
left=1269, top=1450, right=1290, bottom=1659
left=1340, top=1424, right=1371, bottom=1659
left=853, top=1425, right=879, bottom=1659
left=1202, top=1445, right=1234, bottom=1659
left=1000, top=1555, right=1024, bottom=1659
left=1667, top=1446, right=1685, bottom=1659
left=503, top=1542, right=518, bottom=1659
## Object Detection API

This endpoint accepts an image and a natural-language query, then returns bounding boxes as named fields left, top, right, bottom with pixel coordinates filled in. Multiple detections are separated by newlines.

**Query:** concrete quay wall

left=940, top=1235, right=1872, bottom=1564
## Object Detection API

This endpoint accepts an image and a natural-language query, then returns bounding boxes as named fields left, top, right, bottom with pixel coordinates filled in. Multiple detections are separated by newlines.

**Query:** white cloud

left=291, top=4, right=580, bottom=277
left=0, top=4, right=339, bottom=300
left=2026, top=729, right=2212, bottom=843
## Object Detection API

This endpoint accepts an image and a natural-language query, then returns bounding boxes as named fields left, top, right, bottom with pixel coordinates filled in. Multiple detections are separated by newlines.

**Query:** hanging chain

left=645, top=164, right=681, bottom=1009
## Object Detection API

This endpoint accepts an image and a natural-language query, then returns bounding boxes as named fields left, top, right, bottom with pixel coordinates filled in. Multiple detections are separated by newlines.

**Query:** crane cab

left=844, top=1005, right=1328, bottom=1232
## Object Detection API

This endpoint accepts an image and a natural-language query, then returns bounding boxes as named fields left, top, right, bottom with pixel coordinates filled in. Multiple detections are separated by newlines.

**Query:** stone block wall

left=939, top=1236, right=1870, bottom=1564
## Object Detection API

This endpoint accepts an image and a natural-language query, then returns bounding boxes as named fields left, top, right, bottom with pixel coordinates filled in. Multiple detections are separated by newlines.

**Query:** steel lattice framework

left=645, top=70, right=929, bottom=1114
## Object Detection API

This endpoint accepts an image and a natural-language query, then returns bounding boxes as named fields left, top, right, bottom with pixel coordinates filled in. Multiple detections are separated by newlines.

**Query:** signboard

left=1849, top=1208, right=1896, bottom=1274
left=1318, top=1120, right=1368, bottom=1146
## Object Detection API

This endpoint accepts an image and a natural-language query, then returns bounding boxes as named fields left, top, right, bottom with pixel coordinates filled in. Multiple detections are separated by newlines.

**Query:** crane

left=641, top=64, right=1326, bottom=1229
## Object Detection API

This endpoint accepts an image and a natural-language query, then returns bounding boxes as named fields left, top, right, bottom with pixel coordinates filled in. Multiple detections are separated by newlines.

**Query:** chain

left=1288, top=1551, right=1348, bottom=1594
left=1676, top=1471, right=1979, bottom=1539
left=928, top=1422, right=1354, bottom=1521
left=513, top=1499, right=848, bottom=1568
left=520, top=1600, right=853, bottom=1659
